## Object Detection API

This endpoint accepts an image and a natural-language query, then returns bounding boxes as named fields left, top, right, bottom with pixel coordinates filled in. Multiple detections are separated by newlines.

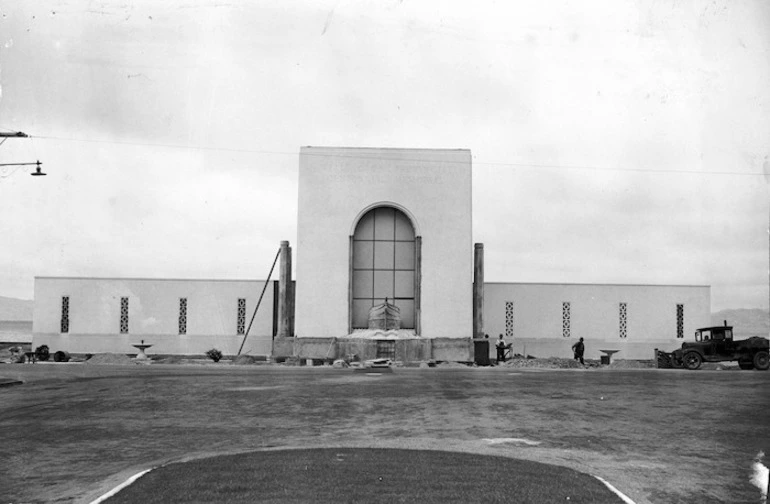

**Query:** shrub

left=205, top=348, right=223, bottom=362
left=35, top=345, right=50, bottom=362
left=53, top=350, right=70, bottom=362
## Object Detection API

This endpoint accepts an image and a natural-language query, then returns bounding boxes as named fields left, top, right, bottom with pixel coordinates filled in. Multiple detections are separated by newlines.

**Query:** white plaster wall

left=295, top=147, right=473, bottom=339
left=33, top=277, right=274, bottom=355
left=483, top=282, right=711, bottom=360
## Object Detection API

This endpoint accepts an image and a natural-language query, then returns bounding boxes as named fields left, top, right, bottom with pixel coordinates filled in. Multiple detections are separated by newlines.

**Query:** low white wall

left=32, top=277, right=712, bottom=361
left=483, top=282, right=711, bottom=360
left=33, top=277, right=275, bottom=356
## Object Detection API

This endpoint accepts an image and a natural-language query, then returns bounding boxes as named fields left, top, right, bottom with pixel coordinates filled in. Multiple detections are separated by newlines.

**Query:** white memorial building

left=32, top=147, right=710, bottom=362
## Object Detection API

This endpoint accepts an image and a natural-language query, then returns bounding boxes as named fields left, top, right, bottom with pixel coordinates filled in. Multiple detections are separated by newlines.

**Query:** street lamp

left=31, top=160, right=45, bottom=176
left=0, top=131, right=46, bottom=177
left=0, top=160, right=46, bottom=176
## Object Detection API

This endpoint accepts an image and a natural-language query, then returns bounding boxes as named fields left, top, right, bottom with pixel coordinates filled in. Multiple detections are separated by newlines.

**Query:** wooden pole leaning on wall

left=237, top=246, right=281, bottom=356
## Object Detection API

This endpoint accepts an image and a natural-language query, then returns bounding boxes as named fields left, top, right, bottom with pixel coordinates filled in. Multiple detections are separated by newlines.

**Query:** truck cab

left=693, top=326, right=733, bottom=357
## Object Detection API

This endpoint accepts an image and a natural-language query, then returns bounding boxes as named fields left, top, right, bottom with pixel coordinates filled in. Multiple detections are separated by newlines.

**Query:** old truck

left=657, top=322, right=769, bottom=370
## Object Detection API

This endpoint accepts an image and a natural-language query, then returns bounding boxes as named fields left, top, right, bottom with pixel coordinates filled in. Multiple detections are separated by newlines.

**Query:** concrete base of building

left=431, top=338, right=473, bottom=362
left=271, top=337, right=296, bottom=359
left=497, top=337, right=684, bottom=361
left=284, top=337, right=473, bottom=363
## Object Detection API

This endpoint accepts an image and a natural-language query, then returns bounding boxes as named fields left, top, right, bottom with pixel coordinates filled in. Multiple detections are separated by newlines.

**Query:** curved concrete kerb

left=593, top=475, right=637, bottom=504
left=89, top=468, right=153, bottom=504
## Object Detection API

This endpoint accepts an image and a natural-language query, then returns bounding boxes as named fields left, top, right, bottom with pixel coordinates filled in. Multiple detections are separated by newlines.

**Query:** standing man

left=496, top=334, right=508, bottom=364
left=572, top=337, right=585, bottom=365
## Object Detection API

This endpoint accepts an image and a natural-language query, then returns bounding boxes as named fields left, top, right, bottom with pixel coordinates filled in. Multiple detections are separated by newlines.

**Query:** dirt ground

left=0, top=363, right=768, bottom=504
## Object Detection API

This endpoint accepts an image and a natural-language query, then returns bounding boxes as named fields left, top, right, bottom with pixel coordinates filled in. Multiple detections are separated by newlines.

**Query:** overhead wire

left=25, top=134, right=767, bottom=178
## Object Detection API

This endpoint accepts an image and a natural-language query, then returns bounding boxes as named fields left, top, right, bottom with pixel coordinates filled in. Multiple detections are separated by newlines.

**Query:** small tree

left=205, top=348, right=223, bottom=362
left=34, top=345, right=50, bottom=362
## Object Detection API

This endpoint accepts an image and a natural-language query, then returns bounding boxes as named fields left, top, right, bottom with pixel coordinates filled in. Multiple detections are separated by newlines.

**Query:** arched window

left=351, top=207, right=416, bottom=329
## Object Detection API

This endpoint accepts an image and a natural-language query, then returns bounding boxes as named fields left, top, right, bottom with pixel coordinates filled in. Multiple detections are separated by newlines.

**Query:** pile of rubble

left=84, top=353, right=134, bottom=365
left=608, top=359, right=655, bottom=369
left=500, top=357, right=655, bottom=369
left=503, top=357, right=585, bottom=369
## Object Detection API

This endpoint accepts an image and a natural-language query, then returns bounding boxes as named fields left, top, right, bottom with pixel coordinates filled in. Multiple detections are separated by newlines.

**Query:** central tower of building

left=293, top=146, right=473, bottom=361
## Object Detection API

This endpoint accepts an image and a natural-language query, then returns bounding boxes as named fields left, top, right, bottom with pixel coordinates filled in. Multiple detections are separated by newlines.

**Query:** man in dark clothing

left=496, top=334, right=509, bottom=364
left=572, top=337, right=585, bottom=365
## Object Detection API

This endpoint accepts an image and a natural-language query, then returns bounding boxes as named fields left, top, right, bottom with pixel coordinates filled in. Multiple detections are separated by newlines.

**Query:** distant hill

left=711, top=309, right=769, bottom=338
left=0, top=296, right=33, bottom=321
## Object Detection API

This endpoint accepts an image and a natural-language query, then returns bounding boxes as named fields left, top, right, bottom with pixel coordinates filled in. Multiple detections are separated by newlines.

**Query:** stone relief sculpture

left=368, top=298, right=401, bottom=330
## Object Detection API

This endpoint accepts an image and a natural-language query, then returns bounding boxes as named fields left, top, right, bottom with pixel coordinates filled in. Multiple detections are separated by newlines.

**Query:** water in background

left=0, top=320, right=33, bottom=343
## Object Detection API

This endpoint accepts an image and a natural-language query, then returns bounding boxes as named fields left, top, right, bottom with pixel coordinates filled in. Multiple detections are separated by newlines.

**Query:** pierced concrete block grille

left=619, top=302, right=628, bottom=338
left=376, top=340, right=396, bottom=360
left=562, top=302, right=571, bottom=338
left=505, top=301, right=514, bottom=338
left=676, top=304, right=684, bottom=338
left=60, top=296, right=69, bottom=333
left=119, top=297, right=129, bottom=334
left=237, top=298, right=246, bottom=335
left=178, top=298, right=187, bottom=335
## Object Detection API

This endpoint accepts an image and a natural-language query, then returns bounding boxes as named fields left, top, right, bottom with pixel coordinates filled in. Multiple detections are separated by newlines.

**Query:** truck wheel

left=753, top=351, right=769, bottom=371
left=738, top=361, right=754, bottom=370
left=682, top=352, right=702, bottom=370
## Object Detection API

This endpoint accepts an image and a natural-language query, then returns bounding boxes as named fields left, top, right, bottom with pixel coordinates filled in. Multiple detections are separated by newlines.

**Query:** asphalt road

left=1, top=364, right=768, bottom=503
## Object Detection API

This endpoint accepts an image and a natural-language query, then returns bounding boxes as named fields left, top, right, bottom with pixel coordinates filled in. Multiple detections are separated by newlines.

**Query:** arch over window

left=351, top=206, right=417, bottom=329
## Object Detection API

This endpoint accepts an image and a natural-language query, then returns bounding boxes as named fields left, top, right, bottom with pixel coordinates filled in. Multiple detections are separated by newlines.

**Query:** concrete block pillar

left=277, top=240, right=292, bottom=338
left=473, top=243, right=484, bottom=339
left=415, top=236, right=422, bottom=335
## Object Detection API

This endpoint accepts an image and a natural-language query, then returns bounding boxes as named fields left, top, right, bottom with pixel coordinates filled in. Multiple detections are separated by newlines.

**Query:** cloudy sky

left=0, top=0, right=768, bottom=312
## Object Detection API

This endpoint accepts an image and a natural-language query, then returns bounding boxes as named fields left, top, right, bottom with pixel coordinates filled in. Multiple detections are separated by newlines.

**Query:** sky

left=0, top=0, right=768, bottom=312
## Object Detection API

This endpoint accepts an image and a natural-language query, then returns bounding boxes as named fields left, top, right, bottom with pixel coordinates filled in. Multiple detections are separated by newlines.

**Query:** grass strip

left=103, top=448, right=624, bottom=503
